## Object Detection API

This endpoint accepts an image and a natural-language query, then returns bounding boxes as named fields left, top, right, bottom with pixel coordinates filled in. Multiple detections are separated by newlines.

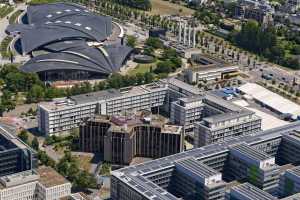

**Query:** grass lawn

left=0, top=5, right=14, bottom=19
left=128, top=63, right=157, bottom=75
left=9, top=10, right=23, bottom=24
left=148, top=0, right=194, bottom=16
left=74, top=155, right=92, bottom=171
left=0, top=36, right=13, bottom=58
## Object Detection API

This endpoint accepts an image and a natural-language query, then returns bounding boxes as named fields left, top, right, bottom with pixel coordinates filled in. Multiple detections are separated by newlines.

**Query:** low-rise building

left=185, top=54, right=239, bottom=84
left=0, top=166, right=71, bottom=200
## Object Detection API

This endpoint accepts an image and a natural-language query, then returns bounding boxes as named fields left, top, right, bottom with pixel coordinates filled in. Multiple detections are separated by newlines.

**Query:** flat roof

left=112, top=122, right=300, bottom=200
left=238, top=83, right=300, bottom=117
left=37, top=166, right=69, bottom=188
left=286, top=166, right=300, bottom=178
left=175, top=158, right=222, bottom=185
left=70, top=89, right=121, bottom=104
left=230, top=183, right=276, bottom=200
left=230, top=143, right=272, bottom=162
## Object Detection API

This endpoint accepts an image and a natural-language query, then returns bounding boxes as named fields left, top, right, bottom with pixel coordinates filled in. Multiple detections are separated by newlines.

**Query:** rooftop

left=230, top=183, right=277, bottom=200
left=238, top=83, right=300, bottom=118
left=112, top=121, right=300, bottom=200
left=37, top=166, right=69, bottom=188
left=175, top=158, right=223, bottom=185
left=229, top=143, right=275, bottom=168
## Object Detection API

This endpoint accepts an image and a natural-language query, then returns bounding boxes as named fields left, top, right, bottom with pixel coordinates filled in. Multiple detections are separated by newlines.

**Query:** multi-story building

left=111, top=121, right=300, bottom=200
left=278, top=131, right=300, bottom=165
left=80, top=111, right=184, bottom=165
left=0, top=166, right=71, bottom=200
left=226, top=182, right=277, bottom=200
left=185, top=54, right=239, bottom=84
left=170, top=96, right=204, bottom=135
left=0, top=125, right=37, bottom=177
left=235, top=0, right=274, bottom=25
left=278, top=166, right=300, bottom=198
left=194, top=94, right=261, bottom=147
left=226, top=143, right=280, bottom=193
left=171, top=93, right=261, bottom=140
left=38, top=78, right=201, bottom=135
left=171, top=158, right=226, bottom=200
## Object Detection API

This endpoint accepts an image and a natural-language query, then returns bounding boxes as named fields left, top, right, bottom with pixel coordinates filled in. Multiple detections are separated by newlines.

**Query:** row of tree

left=230, top=20, right=300, bottom=69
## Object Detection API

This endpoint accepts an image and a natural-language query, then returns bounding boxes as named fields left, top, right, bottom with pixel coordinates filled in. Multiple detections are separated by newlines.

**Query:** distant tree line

left=230, top=20, right=300, bottom=70
left=112, top=0, right=151, bottom=10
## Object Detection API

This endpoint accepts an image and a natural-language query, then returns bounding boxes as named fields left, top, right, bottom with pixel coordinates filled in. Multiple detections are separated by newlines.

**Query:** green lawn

left=0, top=5, right=14, bottom=19
left=128, top=63, right=157, bottom=75
left=0, top=36, right=13, bottom=58
left=9, top=10, right=23, bottom=24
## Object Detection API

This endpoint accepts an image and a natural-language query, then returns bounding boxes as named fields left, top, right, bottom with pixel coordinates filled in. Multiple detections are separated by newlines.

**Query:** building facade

left=0, top=126, right=37, bottom=177
left=80, top=112, right=184, bottom=165
left=0, top=166, right=71, bottom=200
left=38, top=78, right=201, bottom=135
left=111, top=122, right=300, bottom=200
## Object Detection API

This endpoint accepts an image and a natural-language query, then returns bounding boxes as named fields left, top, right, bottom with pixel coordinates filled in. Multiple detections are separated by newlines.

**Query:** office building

left=194, top=94, right=261, bottom=147
left=235, top=0, right=274, bottom=25
left=226, top=183, right=277, bottom=200
left=111, top=121, right=300, bottom=200
left=0, top=166, right=71, bottom=200
left=38, top=78, right=201, bottom=135
left=185, top=54, right=239, bottom=84
left=226, top=143, right=280, bottom=193
left=80, top=111, right=184, bottom=165
left=0, top=126, right=37, bottom=177
left=279, top=166, right=300, bottom=198
left=171, top=93, right=261, bottom=139
left=170, top=96, right=204, bottom=135
left=278, top=131, right=300, bottom=165
left=171, top=158, right=226, bottom=200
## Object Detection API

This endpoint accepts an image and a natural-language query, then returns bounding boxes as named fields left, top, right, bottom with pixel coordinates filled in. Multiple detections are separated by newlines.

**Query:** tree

left=126, top=35, right=137, bottom=48
left=26, top=84, right=45, bottom=103
left=0, top=90, right=16, bottom=116
left=31, top=137, right=39, bottom=151
left=38, top=150, right=55, bottom=167
left=18, top=130, right=29, bottom=144
left=145, top=37, right=163, bottom=49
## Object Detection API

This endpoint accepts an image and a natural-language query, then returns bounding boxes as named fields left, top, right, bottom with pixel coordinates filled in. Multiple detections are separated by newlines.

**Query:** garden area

left=9, top=10, right=23, bottom=24
left=127, top=36, right=182, bottom=78
left=0, top=5, right=14, bottom=19
left=0, top=36, right=13, bottom=58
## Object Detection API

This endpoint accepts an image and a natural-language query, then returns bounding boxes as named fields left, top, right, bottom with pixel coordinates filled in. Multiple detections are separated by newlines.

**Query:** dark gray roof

left=70, top=89, right=122, bottom=104
left=20, top=43, right=133, bottom=75
left=6, top=2, right=113, bottom=54
left=230, top=183, right=277, bottom=200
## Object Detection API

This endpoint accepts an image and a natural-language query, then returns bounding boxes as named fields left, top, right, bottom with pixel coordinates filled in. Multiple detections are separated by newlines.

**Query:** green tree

left=18, top=130, right=29, bottom=144
left=126, top=35, right=137, bottom=48
left=31, top=137, right=39, bottom=151
left=26, top=84, right=45, bottom=103
left=145, top=37, right=163, bottom=49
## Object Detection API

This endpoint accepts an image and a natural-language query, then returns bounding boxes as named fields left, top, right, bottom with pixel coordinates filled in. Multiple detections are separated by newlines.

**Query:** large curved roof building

left=6, top=2, right=132, bottom=81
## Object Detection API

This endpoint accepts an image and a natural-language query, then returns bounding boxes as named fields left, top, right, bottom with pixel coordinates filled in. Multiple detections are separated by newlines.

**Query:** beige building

left=185, top=54, right=239, bottom=84
left=0, top=166, right=71, bottom=200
